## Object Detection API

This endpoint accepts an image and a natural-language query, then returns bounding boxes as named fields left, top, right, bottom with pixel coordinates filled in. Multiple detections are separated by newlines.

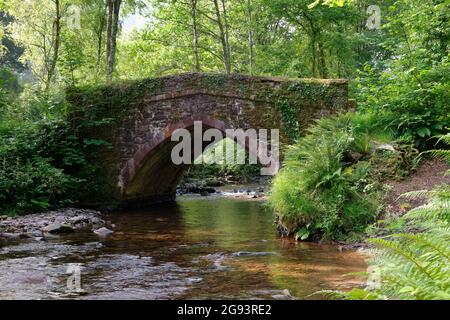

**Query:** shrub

left=269, top=113, right=395, bottom=240
left=0, top=68, right=21, bottom=118
left=0, top=157, right=78, bottom=214
left=355, top=58, right=450, bottom=149
left=0, top=114, right=84, bottom=215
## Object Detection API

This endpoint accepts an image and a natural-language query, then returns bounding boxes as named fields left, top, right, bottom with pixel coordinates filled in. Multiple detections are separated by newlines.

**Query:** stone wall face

left=66, top=73, right=349, bottom=208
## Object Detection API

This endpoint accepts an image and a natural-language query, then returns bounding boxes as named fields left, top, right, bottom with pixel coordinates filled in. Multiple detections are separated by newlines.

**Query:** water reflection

left=0, top=197, right=366, bottom=300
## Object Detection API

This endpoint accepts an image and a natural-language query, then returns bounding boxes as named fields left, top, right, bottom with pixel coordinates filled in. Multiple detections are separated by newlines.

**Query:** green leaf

left=417, top=127, right=431, bottom=138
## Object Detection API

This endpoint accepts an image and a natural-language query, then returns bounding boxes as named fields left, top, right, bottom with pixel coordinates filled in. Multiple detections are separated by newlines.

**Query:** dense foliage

left=0, top=98, right=87, bottom=215
left=268, top=0, right=448, bottom=240
left=321, top=134, right=450, bottom=300
left=353, top=1, right=449, bottom=147
left=269, top=113, right=421, bottom=240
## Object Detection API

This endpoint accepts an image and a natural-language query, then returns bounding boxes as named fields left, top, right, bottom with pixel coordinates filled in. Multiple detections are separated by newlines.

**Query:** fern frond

left=395, top=233, right=450, bottom=263
left=403, top=199, right=450, bottom=222
left=435, top=133, right=450, bottom=146
left=367, top=238, right=436, bottom=280
left=427, top=149, right=450, bottom=160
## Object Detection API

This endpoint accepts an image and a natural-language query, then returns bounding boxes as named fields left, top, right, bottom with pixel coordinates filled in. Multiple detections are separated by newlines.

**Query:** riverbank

left=340, top=158, right=449, bottom=250
left=0, top=208, right=111, bottom=241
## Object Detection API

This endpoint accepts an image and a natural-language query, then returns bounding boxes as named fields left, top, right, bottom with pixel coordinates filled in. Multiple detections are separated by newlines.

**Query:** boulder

left=42, top=223, right=74, bottom=234
left=204, top=178, right=225, bottom=187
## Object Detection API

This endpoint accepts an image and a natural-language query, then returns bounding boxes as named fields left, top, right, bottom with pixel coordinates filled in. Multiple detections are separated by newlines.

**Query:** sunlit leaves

left=308, top=0, right=353, bottom=9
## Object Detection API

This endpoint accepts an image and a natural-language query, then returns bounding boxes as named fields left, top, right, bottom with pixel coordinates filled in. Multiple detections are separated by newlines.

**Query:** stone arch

left=119, top=115, right=266, bottom=207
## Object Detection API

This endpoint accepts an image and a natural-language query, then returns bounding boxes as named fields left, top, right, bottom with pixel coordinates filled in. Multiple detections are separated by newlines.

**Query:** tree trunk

left=106, top=0, right=122, bottom=82
left=191, top=0, right=201, bottom=72
left=212, top=0, right=231, bottom=74
left=96, top=1, right=108, bottom=72
left=317, top=41, right=327, bottom=78
left=221, top=0, right=231, bottom=72
left=45, top=0, right=61, bottom=91
left=106, top=0, right=113, bottom=80
left=310, top=37, right=317, bottom=77
left=247, top=0, right=254, bottom=75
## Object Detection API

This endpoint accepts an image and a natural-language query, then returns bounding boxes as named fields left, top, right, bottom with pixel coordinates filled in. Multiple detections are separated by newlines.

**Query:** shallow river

left=0, top=196, right=367, bottom=300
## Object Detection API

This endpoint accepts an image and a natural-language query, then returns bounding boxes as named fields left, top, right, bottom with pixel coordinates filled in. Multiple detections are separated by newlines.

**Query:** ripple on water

left=0, top=244, right=202, bottom=300
left=0, top=197, right=367, bottom=300
left=75, top=255, right=199, bottom=300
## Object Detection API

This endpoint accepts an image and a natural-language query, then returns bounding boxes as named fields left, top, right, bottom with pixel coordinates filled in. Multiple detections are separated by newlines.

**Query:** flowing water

left=0, top=196, right=367, bottom=300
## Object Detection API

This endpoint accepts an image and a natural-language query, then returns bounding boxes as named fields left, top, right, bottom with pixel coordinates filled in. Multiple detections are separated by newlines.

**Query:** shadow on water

left=0, top=197, right=367, bottom=300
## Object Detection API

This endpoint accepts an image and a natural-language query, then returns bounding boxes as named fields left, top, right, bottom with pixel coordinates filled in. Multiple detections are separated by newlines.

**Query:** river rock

left=28, top=230, right=43, bottom=237
left=19, top=232, right=33, bottom=239
left=90, top=217, right=106, bottom=227
left=94, top=227, right=114, bottom=237
left=0, top=232, right=21, bottom=240
left=42, top=223, right=74, bottom=234
left=69, top=216, right=90, bottom=225
left=272, top=289, right=294, bottom=300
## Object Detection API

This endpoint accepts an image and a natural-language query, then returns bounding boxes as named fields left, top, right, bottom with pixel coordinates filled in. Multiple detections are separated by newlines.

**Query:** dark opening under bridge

left=67, top=73, right=350, bottom=208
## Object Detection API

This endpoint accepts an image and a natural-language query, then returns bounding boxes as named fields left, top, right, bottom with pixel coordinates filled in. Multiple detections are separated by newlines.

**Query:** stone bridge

left=67, top=73, right=349, bottom=208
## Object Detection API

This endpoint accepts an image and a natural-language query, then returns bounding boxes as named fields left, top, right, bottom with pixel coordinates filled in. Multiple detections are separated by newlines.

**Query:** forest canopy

left=0, top=0, right=446, bottom=87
